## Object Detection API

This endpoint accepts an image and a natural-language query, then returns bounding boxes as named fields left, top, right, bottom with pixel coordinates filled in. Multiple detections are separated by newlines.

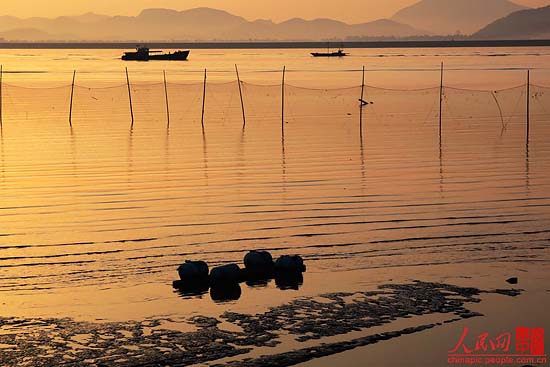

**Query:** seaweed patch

left=0, top=281, right=521, bottom=366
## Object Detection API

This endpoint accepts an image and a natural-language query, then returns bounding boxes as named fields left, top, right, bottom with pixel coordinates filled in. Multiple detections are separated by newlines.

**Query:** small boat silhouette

left=311, top=48, right=348, bottom=57
left=122, top=46, right=190, bottom=61
left=312, top=43, right=348, bottom=57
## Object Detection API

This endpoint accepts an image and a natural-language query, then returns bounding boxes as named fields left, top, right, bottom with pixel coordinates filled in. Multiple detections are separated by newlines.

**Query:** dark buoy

left=173, top=252, right=307, bottom=301
left=210, top=283, right=242, bottom=302
left=244, top=250, right=274, bottom=276
left=275, top=255, right=306, bottom=273
left=210, top=264, right=242, bottom=285
left=178, top=260, right=209, bottom=281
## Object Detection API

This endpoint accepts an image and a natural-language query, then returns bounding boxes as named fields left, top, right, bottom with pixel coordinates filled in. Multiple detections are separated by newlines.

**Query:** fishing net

left=165, top=81, right=204, bottom=130
left=0, top=76, right=548, bottom=145
left=3, top=83, right=72, bottom=124
left=530, top=84, right=550, bottom=144
left=443, top=86, right=527, bottom=130
left=71, top=84, right=130, bottom=127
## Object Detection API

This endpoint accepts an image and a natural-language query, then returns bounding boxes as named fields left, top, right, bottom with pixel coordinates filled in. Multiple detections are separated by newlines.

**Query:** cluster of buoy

left=172, top=251, right=306, bottom=302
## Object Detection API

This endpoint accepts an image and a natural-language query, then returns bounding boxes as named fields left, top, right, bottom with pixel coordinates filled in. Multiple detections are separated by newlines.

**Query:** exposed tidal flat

left=0, top=47, right=550, bottom=365
left=0, top=278, right=525, bottom=366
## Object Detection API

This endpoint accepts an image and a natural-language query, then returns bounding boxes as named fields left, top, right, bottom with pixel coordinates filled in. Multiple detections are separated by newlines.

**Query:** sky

left=2, top=0, right=549, bottom=23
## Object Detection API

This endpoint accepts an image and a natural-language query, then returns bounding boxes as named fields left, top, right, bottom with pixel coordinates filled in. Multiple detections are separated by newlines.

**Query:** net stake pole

left=360, top=65, right=365, bottom=131
left=526, top=69, right=530, bottom=146
left=201, top=68, right=207, bottom=128
left=126, top=67, right=134, bottom=128
left=163, top=70, right=170, bottom=129
left=69, top=70, right=76, bottom=127
left=439, top=62, right=443, bottom=140
left=235, top=64, right=246, bottom=128
left=281, top=66, right=286, bottom=139
left=0, top=64, right=3, bottom=128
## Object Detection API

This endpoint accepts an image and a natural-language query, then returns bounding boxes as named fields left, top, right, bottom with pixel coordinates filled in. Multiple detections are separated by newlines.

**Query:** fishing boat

left=122, top=46, right=190, bottom=61
left=311, top=45, right=348, bottom=58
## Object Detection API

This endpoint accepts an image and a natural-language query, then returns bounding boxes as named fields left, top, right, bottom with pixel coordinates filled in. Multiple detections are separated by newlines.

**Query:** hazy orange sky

left=2, top=0, right=549, bottom=23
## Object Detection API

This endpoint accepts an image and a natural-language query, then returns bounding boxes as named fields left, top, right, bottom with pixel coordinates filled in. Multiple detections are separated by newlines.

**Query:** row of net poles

left=68, top=69, right=172, bottom=129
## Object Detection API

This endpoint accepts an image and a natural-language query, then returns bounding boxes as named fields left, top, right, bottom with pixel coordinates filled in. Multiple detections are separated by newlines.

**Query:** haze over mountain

left=1, top=1, right=546, bottom=42
left=392, top=0, right=528, bottom=35
left=474, top=5, right=550, bottom=39
left=0, top=7, right=426, bottom=42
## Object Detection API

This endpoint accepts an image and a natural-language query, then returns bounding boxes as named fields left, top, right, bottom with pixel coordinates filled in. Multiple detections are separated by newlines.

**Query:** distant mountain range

left=392, top=0, right=527, bottom=35
left=0, top=8, right=426, bottom=42
left=0, top=1, right=548, bottom=42
left=474, top=5, right=550, bottom=39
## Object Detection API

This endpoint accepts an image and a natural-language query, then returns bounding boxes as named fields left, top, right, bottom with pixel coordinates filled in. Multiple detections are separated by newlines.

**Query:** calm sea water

left=0, top=47, right=550, bottom=323
left=3, top=47, right=550, bottom=87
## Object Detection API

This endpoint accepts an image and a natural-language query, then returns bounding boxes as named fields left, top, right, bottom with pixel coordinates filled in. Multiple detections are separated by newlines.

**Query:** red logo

left=516, top=327, right=545, bottom=356
left=448, top=327, right=546, bottom=365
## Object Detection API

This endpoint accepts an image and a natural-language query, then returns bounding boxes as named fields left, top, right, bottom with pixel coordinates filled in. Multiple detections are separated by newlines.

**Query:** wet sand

left=299, top=264, right=550, bottom=367
left=0, top=276, right=522, bottom=366
left=1, top=261, right=543, bottom=366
